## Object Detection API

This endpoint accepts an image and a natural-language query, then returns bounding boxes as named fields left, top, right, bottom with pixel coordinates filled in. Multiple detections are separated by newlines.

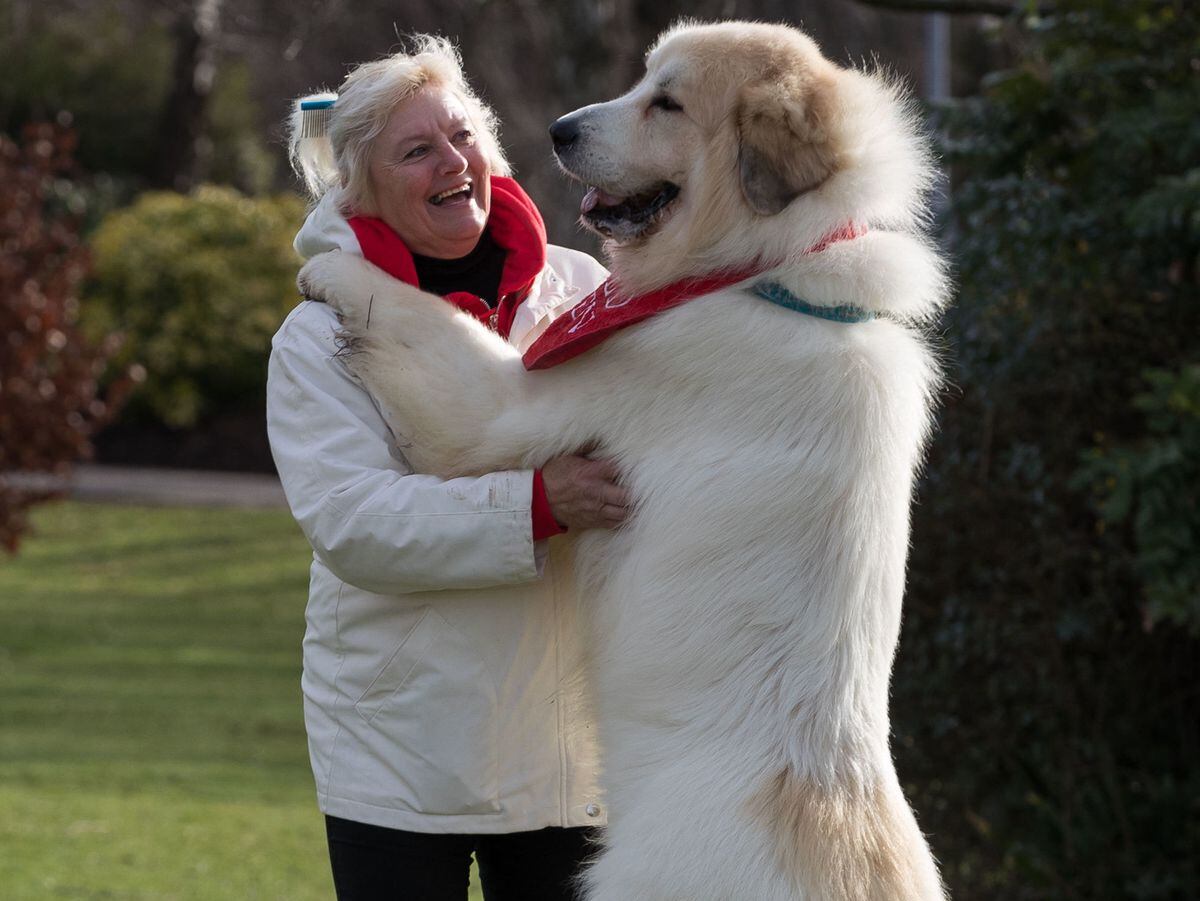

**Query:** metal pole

left=925, top=13, right=953, bottom=228
left=925, top=12, right=951, bottom=102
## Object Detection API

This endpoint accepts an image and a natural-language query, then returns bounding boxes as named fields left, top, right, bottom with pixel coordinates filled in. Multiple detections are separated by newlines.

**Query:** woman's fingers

left=601, top=483, right=632, bottom=511
left=542, top=453, right=631, bottom=531
left=600, top=503, right=628, bottom=528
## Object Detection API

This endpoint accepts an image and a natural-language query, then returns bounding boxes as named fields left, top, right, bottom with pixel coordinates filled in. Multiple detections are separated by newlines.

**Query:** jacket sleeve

left=266, top=301, right=543, bottom=595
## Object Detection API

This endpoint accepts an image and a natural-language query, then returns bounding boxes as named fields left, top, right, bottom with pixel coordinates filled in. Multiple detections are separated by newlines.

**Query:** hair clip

left=299, top=94, right=337, bottom=138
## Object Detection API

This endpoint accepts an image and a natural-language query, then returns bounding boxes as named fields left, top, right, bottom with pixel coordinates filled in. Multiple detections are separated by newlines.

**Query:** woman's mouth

left=429, top=183, right=473, bottom=206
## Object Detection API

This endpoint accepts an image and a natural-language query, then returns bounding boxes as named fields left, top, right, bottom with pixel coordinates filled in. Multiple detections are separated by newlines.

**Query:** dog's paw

left=297, top=252, right=378, bottom=323
left=297, top=251, right=336, bottom=303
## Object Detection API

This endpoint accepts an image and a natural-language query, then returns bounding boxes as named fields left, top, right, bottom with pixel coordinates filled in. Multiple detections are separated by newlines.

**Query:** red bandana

left=346, top=176, right=548, bottom=339
left=522, top=222, right=866, bottom=370
left=522, top=266, right=763, bottom=370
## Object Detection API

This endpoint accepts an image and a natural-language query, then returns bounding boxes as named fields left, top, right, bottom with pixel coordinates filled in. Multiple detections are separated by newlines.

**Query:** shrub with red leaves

left=0, top=124, right=131, bottom=551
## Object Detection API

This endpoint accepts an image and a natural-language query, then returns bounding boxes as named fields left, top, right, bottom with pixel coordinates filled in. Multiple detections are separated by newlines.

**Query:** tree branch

left=850, top=0, right=1038, bottom=15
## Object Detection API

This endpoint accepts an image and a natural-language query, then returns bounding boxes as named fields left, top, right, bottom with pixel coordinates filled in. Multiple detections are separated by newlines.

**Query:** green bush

left=84, top=187, right=306, bottom=428
left=1074, top=365, right=1200, bottom=634
left=892, top=1, right=1200, bottom=898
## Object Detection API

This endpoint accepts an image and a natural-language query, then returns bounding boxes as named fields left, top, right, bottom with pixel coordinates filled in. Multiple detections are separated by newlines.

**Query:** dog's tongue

left=581, top=187, right=624, bottom=214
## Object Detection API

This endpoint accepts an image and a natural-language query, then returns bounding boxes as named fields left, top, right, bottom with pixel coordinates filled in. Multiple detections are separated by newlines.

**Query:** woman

left=267, top=36, right=624, bottom=900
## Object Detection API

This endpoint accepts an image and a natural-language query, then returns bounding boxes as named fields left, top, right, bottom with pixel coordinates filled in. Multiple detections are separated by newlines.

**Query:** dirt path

left=69, top=464, right=287, bottom=509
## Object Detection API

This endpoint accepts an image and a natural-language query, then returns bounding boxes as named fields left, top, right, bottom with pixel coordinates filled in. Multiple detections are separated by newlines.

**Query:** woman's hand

left=541, top=455, right=630, bottom=531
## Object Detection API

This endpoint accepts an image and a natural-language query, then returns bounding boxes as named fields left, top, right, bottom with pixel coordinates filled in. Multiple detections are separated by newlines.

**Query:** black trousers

left=325, top=815, right=598, bottom=901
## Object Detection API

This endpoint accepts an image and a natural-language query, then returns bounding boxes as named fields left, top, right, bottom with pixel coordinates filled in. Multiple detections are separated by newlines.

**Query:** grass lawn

left=0, top=500, right=483, bottom=900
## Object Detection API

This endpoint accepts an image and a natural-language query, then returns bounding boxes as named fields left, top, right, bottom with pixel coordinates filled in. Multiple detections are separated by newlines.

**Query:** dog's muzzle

left=549, top=107, right=682, bottom=244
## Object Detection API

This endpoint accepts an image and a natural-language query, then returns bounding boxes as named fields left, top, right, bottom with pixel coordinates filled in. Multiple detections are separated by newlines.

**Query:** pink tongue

left=581, top=187, right=624, bottom=214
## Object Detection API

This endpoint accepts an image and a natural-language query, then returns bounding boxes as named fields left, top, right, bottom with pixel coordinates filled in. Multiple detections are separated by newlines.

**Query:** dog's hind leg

left=580, top=754, right=802, bottom=901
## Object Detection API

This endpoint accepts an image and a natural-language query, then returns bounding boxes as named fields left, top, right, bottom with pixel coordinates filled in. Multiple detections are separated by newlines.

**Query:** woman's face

left=367, top=85, right=492, bottom=258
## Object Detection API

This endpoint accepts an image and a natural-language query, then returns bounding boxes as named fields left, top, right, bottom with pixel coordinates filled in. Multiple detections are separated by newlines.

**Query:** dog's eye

left=650, top=95, right=684, bottom=113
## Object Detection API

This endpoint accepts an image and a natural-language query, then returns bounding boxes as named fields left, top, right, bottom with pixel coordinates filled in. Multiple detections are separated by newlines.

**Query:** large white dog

left=300, top=20, right=949, bottom=901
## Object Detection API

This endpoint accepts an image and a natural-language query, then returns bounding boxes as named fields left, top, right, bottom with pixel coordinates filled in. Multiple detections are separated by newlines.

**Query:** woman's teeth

left=430, top=184, right=471, bottom=205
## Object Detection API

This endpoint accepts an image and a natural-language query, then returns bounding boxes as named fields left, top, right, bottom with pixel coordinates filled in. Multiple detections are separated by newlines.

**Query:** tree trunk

left=152, top=0, right=222, bottom=192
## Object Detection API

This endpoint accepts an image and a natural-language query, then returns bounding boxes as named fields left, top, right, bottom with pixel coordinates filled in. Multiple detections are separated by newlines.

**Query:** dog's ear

left=737, top=76, right=840, bottom=216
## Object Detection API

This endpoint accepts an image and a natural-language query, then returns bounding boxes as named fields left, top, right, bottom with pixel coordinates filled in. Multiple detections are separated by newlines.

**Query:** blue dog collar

left=752, top=282, right=875, bottom=323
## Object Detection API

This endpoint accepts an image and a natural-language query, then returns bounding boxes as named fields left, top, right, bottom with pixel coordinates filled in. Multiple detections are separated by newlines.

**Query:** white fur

left=300, top=21, right=948, bottom=901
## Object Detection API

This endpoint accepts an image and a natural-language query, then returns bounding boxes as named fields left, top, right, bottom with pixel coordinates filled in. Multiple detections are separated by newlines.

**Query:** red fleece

left=347, top=176, right=548, bottom=338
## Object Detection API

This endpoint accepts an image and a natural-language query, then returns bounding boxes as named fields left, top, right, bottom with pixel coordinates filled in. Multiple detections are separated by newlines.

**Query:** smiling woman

left=269, top=34, right=623, bottom=901
left=366, top=88, right=492, bottom=258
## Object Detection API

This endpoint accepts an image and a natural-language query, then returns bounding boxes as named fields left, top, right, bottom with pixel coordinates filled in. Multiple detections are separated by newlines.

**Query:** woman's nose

left=436, top=142, right=469, bottom=175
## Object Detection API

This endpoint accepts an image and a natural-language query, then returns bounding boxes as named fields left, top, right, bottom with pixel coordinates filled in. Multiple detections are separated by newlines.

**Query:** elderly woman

left=267, top=36, right=623, bottom=901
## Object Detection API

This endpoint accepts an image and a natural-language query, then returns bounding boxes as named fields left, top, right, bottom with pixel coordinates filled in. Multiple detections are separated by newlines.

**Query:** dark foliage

left=0, top=124, right=131, bottom=550
left=0, top=0, right=276, bottom=200
left=893, top=1, right=1200, bottom=897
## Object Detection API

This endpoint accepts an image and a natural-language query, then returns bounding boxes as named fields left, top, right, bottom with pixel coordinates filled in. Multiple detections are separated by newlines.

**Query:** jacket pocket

left=350, top=606, right=501, bottom=816
left=353, top=607, right=441, bottom=724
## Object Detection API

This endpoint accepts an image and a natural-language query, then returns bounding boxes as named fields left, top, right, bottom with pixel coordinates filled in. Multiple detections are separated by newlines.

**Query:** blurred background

left=0, top=0, right=1197, bottom=898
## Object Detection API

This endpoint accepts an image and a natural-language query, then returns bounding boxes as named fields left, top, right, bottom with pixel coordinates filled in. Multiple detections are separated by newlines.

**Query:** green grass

left=0, top=501, right=483, bottom=900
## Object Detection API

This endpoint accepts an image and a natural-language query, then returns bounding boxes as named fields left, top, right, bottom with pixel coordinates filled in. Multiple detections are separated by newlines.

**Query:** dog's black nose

left=549, top=116, right=580, bottom=152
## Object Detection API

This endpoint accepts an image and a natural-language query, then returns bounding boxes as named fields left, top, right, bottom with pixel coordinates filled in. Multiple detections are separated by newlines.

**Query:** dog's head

left=550, top=21, right=930, bottom=291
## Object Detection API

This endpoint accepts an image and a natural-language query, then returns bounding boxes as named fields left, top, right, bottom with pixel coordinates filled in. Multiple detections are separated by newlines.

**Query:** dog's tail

left=750, top=767, right=947, bottom=900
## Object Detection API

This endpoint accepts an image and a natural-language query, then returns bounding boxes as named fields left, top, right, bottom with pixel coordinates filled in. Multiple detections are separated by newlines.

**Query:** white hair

left=287, top=34, right=510, bottom=215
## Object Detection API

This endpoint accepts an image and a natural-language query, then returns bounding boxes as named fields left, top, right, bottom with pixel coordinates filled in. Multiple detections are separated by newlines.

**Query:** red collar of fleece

left=346, top=176, right=548, bottom=339
left=522, top=222, right=867, bottom=370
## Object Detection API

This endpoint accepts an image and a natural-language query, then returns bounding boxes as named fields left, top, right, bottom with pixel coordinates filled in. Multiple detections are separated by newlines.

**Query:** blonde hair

left=287, top=34, right=510, bottom=215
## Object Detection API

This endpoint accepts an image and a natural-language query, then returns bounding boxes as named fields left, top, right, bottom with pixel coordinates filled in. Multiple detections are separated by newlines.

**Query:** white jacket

left=267, top=192, right=609, bottom=833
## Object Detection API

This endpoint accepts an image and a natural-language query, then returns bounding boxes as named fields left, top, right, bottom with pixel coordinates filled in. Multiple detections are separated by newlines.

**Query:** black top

left=412, top=229, right=507, bottom=308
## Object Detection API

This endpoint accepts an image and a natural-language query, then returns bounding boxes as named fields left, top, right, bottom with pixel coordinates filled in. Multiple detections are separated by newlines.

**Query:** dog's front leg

left=298, top=252, right=600, bottom=477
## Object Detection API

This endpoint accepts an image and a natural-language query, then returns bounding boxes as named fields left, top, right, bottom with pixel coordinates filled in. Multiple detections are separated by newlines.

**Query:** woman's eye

left=403, top=145, right=429, bottom=160
left=453, top=129, right=475, bottom=144
left=650, top=95, right=683, bottom=113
